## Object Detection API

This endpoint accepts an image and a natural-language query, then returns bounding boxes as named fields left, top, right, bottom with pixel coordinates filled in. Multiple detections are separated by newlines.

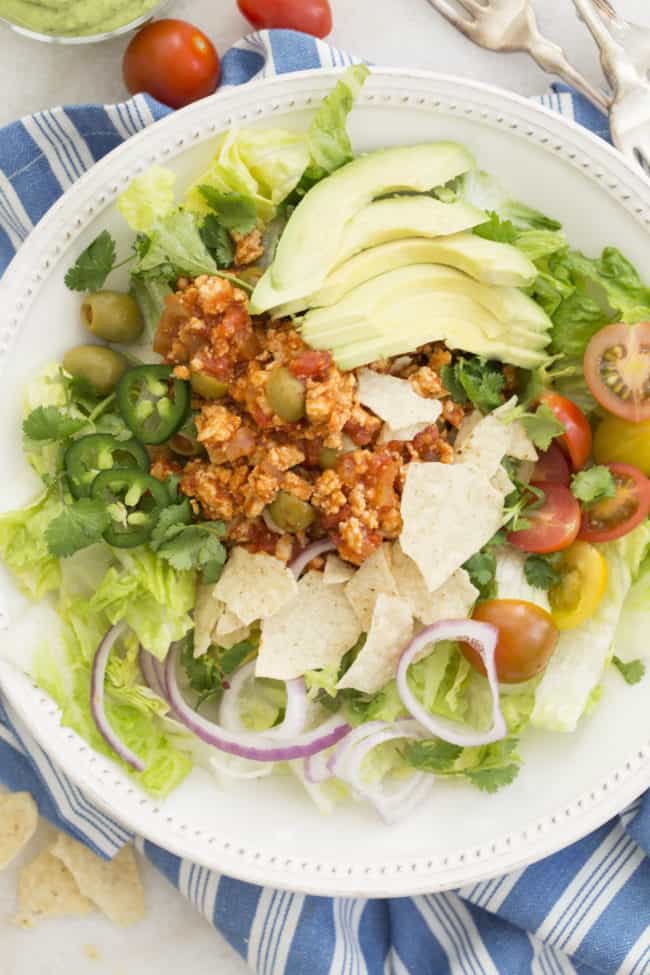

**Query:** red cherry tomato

left=123, top=20, right=220, bottom=109
left=508, top=482, right=581, bottom=554
left=237, top=0, right=332, bottom=37
left=578, top=462, right=650, bottom=543
left=584, top=322, right=650, bottom=422
left=532, top=442, right=571, bottom=486
left=539, top=391, right=592, bottom=470
left=463, top=599, right=559, bottom=683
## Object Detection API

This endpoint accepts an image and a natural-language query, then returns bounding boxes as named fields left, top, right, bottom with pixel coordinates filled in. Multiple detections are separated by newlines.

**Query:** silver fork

left=424, top=0, right=609, bottom=113
left=573, top=0, right=650, bottom=174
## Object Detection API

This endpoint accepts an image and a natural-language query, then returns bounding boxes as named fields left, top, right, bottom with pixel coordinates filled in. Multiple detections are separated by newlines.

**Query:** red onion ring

left=396, top=619, right=507, bottom=747
left=91, top=622, right=146, bottom=773
left=139, top=647, right=166, bottom=700
left=219, top=660, right=308, bottom=740
left=288, top=539, right=336, bottom=580
left=165, top=642, right=350, bottom=761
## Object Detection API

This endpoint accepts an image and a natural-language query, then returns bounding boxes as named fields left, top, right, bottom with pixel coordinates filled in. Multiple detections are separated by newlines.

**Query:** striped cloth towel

left=0, top=27, right=649, bottom=975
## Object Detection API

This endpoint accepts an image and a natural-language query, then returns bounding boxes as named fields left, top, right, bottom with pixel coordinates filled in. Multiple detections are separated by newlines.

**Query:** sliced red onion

left=219, top=659, right=308, bottom=740
left=165, top=642, right=350, bottom=761
left=139, top=648, right=166, bottom=700
left=288, top=539, right=336, bottom=580
left=262, top=508, right=284, bottom=535
left=91, top=622, right=146, bottom=773
left=397, top=619, right=507, bottom=747
left=304, top=748, right=334, bottom=784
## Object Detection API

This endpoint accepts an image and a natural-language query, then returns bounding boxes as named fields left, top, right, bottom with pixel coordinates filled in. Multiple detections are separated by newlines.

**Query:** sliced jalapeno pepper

left=65, top=433, right=150, bottom=499
left=117, top=365, right=190, bottom=445
left=91, top=469, right=169, bottom=548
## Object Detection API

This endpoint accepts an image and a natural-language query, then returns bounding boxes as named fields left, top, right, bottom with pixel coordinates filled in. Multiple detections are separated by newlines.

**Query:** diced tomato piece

left=288, top=350, right=333, bottom=379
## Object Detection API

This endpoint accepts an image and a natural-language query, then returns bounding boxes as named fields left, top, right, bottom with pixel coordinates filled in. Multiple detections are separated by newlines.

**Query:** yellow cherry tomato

left=548, top=541, right=609, bottom=630
left=593, top=414, right=650, bottom=476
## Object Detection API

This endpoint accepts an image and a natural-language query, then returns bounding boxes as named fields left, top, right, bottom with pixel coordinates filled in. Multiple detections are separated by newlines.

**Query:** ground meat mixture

left=153, top=274, right=471, bottom=565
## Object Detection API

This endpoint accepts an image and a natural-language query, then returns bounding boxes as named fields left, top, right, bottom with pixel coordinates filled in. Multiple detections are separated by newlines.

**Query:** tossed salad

left=2, top=66, right=650, bottom=821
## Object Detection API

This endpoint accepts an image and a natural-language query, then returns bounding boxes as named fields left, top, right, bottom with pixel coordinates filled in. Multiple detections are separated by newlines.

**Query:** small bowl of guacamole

left=0, top=0, right=171, bottom=43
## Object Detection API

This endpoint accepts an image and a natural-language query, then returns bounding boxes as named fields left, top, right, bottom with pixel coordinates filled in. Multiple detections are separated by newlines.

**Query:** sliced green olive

left=267, top=492, right=315, bottom=532
left=63, top=344, right=129, bottom=396
left=318, top=447, right=341, bottom=470
left=81, top=291, right=144, bottom=344
left=190, top=372, right=229, bottom=400
left=266, top=366, right=305, bottom=422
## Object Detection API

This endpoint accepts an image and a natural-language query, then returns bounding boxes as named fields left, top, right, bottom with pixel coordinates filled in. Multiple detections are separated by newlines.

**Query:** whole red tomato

left=123, top=20, right=221, bottom=109
left=237, top=0, right=332, bottom=37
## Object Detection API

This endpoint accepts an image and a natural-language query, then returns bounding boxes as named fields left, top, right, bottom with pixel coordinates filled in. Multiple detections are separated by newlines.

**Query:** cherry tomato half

left=578, top=462, right=650, bottom=543
left=463, top=599, right=559, bottom=683
left=508, top=481, right=581, bottom=554
left=593, top=413, right=650, bottom=476
left=584, top=321, right=650, bottom=422
left=539, top=391, right=592, bottom=470
left=123, top=20, right=220, bottom=110
left=532, top=441, right=571, bottom=486
left=237, top=0, right=332, bottom=37
left=548, top=541, right=608, bottom=630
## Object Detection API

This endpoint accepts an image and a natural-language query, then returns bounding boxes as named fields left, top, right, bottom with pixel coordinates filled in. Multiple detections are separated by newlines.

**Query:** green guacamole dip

left=0, top=0, right=159, bottom=36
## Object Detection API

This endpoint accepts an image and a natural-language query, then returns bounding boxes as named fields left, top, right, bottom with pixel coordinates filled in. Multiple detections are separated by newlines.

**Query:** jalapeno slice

left=91, top=469, right=169, bottom=548
left=65, top=433, right=150, bottom=499
left=117, top=365, right=190, bottom=445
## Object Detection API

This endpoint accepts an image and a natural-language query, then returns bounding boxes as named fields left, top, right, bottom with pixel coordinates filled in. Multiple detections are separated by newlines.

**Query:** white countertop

left=1, top=1, right=648, bottom=973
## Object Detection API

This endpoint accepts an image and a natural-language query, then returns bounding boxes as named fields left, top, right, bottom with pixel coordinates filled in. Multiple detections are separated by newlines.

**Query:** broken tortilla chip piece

left=337, top=593, right=413, bottom=694
left=344, top=543, right=398, bottom=630
left=50, top=835, right=145, bottom=927
left=377, top=421, right=429, bottom=444
left=323, top=553, right=355, bottom=585
left=400, top=462, right=504, bottom=592
left=15, top=850, right=93, bottom=925
left=493, top=398, right=538, bottom=462
left=212, top=547, right=297, bottom=625
left=357, top=369, right=442, bottom=429
left=257, top=571, right=361, bottom=680
left=455, top=412, right=513, bottom=479
left=391, top=544, right=478, bottom=623
left=0, top=791, right=38, bottom=870
left=194, top=586, right=223, bottom=656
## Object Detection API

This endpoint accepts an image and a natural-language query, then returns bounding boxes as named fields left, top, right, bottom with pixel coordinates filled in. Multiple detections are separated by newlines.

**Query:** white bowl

left=0, top=68, right=649, bottom=897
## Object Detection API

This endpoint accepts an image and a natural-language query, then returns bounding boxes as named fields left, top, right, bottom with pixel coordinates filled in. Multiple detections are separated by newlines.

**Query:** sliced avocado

left=300, top=264, right=551, bottom=370
left=250, top=142, right=475, bottom=313
left=333, top=197, right=486, bottom=267
left=275, top=233, right=538, bottom=316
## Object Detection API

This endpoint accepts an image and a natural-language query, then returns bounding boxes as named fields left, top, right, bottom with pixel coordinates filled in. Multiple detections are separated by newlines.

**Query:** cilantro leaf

left=404, top=739, right=463, bottom=773
left=198, top=187, right=257, bottom=233
left=181, top=635, right=256, bottom=710
left=64, top=230, right=117, bottom=292
left=45, top=499, right=110, bottom=557
left=441, top=357, right=505, bottom=413
left=502, top=403, right=565, bottom=451
left=571, top=466, right=616, bottom=506
left=150, top=500, right=193, bottom=549
left=156, top=522, right=227, bottom=581
left=463, top=550, right=497, bottom=600
left=503, top=481, right=546, bottom=533
left=200, top=214, right=235, bottom=268
left=465, top=764, right=520, bottom=793
left=473, top=210, right=518, bottom=244
left=524, top=553, right=561, bottom=590
left=613, top=656, right=646, bottom=686
left=219, top=638, right=256, bottom=676
left=23, top=406, right=86, bottom=442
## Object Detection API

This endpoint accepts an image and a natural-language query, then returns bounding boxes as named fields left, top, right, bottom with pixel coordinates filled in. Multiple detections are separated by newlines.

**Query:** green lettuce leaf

left=130, top=277, right=173, bottom=337
left=133, top=210, right=217, bottom=281
left=0, top=492, right=63, bottom=598
left=117, top=165, right=177, bottom=232
left=307, top=64, right=370, bottom=175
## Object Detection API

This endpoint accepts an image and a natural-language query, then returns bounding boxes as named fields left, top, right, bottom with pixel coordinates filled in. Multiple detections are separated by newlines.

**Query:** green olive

left=318, top=447, right=341, bottom=470
left=63, top=344, right=129, bottom=396
left=267, top=492, right=315, bottom=533
left=190, top=372, right=229, bottom=399
left=266, top=366, right=305, bottom=422
left=81, top=291, right=144, bottom=344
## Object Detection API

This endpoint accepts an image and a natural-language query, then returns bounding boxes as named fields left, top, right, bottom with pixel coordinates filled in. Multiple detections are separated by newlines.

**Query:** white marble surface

left=0, top=1, right=649, bottom=973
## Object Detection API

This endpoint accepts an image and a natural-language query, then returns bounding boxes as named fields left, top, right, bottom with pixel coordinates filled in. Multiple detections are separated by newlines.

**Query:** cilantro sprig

left=524, top=553, right=562, bottom=590
left=45, top=499, right=111, bottom=557
left=613, top=656, right=646, bottom=686
left=441, top=356, right=505, bottom=414
left=198, top=187, right=257, bottom=234
left=404, top=736, right=521, bottom=793
left=500, top=402, right=565, bottom=451
left=64, top=230, right=125, bottom=292
left=23, top=406, right=86, bottom=442
left=571, top=466, right=616, bottom=506
left=150, top=498, right=227, bottom=583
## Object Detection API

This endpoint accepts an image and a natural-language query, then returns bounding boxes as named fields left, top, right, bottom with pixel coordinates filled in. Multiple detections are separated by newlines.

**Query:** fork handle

left=527, top=34, right=611, bottom=114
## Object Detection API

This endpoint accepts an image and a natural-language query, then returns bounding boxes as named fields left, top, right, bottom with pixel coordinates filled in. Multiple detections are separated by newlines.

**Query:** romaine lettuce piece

left=0, top=492, right=63, bottom=598
left=117, top=165, right=177, bottom=232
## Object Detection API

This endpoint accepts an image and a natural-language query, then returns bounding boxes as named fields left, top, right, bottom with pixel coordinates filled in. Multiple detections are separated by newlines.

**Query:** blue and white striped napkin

left=1, top=28, right=649, bottom=975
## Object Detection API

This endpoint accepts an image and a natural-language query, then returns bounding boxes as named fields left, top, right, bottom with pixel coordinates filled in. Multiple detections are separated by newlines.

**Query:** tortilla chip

left=344, top=543, right=399, bottom=630
left=400, top=462, right=504, bottom=591
left=455, top=413, right=512, bottom=479
left=378, top=421, right=429, bottom=443
left=357, top=369, right=442, bottom=429
left=493, top=398, right=538, bottom=461
left=215, top=608, right=245, bottom=636
left=491, top=465, right=515, bottom=497
left=194, top=586, right=223, bottom=656
left=15, top=850, right=93, bottom=925
left=323, top=553, right=355, bottom=585
left=212, top=547, right=297, bottom=625
left=257, top=571, right=361, bottom=679
left=391, top=543, right=479, bottom=623
left=50, top=835, right=145, bottom=927
left=0, top=792, right=38, bottom=870
left=337, top=593, right=413, bottom=694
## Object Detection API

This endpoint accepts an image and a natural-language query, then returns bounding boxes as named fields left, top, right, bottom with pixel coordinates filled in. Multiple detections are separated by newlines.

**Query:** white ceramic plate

left=1, top=69, right=649, bottom=898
